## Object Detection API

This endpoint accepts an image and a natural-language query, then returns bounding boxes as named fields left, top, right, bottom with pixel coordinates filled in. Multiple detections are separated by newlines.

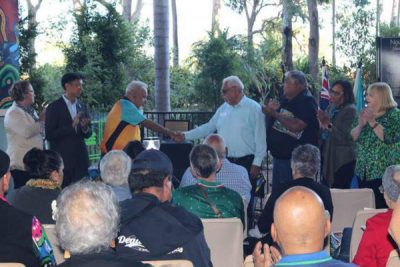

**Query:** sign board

left=377, top=37, right=400, bottom=99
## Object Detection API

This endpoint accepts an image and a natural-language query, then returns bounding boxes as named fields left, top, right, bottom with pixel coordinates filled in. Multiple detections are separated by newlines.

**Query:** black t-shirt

left=267, top=90, right=319, bottom=159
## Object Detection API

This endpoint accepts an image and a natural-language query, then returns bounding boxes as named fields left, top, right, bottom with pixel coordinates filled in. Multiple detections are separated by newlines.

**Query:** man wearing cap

left=0, top=149, right=56, bottom=266
left=116, top=149, right=212, bottom=266
left=45, top=72, right=92, bottom=187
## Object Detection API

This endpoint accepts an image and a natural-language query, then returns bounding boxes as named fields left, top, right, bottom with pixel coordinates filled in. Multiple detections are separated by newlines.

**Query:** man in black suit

left=45, top=72, right=92, bottom=187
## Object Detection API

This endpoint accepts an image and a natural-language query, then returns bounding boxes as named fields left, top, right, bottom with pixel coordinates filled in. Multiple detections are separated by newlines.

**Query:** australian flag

left=319, top=61, right=330, bottom=111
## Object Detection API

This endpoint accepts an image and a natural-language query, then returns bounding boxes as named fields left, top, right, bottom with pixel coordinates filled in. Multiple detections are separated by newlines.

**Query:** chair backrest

left=201, top=218, right=243, bottom=267
left=43, top=224, right=65, bottom=264
left=142, top=260, right=193, bottom=267
left=164, top=120, right=190, bottom=132
left=330, top=188, right=375, bottom=233
left=386, top=249, right=400, bottom=267
left=243, top=255, right=254, bottom=267
left=0, top=264, right=25, bottom=267
left=349, top=208, right=388, bottom=261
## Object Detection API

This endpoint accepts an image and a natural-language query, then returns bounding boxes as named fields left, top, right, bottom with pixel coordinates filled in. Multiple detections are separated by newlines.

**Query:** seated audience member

left=10, top=148, right=63, bottom=224
left=179, top=134, right=251, bottom=205
left=173, top=144, right=244, bottom=224
left=123, top=140, right=145, bottom=161
left=353, top=165, right=400, bottom=267
left=0, top=149, right=56, bottom=267
left=258, top=144, right=333, bottom=245
left=116, top=149, right=212, bottom=266
left=100, top=150, right=132, bottom=201
left=253, top=186, right=356, bottom=267
left=55, top=180, right=149, bottom=267
left=389, top=168, right=400, bottom=247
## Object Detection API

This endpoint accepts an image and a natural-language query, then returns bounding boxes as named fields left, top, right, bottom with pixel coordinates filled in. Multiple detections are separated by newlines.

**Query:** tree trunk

left=376, top=0, right=380, bottom=36
left=307, top=0, right=319, bottom=82
left=332, top=0, right=336, bottom=67
left=122, top=0, right=132, bottom=21
left=171, top=0, right=179, bottom=67
left=211, top=0, right=221, bottom=37
left=153, top=0, right=170, bottom=112
left=391, top=0, right=398, bottom=26
left=282, top=0, right=293, bottom=71
left=25, top=0, right=43, bottom=70
left=131, top=0, right=143, bottom=22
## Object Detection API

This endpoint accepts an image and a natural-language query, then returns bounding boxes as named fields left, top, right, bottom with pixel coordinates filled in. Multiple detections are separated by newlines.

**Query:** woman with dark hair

left=4, top=80, right=45, bottom=188
left=317, top=80, right=356, bottom=188
left=10, top=148, right=64, bottom=224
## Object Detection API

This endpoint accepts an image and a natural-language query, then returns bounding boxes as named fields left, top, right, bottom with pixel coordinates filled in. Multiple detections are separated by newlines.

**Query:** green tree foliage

left=18, top=15, right=37, bottom=75
left=63, top=0, right=152, bottom=110
left=190, top=30, right=242, bottom=110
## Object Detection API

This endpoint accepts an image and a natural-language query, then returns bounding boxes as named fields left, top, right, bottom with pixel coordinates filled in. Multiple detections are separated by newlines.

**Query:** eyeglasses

left=379, top=185, right=384, bottom=194
left=329, top=90, right=343, bottom=96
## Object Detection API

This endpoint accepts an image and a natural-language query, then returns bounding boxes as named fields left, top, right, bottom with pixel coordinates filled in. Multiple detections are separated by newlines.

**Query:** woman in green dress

left=351, top=82, right=400, bottom=208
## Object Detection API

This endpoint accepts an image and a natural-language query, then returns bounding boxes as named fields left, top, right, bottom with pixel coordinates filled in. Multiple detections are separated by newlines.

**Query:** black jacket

left=257, top=177, right=333, bottom=243
left=58, top=250, right=150, bottom=267
left=45, top=97, right=92, bottom=187
left=116, top=193, right=212, bottom=267
left=0, top=199, right=40, bottom=267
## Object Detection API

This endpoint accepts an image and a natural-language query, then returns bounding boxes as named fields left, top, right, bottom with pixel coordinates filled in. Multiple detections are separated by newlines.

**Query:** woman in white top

left=4, top=80, right=44, bottom=188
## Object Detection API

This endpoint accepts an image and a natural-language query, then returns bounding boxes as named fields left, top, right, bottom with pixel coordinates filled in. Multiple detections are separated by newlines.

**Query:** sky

left=29, top=0, right=393, bottom=66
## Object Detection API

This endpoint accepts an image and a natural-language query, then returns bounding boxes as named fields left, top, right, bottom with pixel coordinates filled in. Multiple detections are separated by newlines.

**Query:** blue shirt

left=276, top=251, right=357, bottom=266
left=184, top=96, right=267, bottom=166
left=179, top=158, right=251, bottom=204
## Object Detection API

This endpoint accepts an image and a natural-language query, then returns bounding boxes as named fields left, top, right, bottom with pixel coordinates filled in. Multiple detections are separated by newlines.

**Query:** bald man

left=100, top=81, right=176, bottom=154
left=253, top=186, right=356, bottom=267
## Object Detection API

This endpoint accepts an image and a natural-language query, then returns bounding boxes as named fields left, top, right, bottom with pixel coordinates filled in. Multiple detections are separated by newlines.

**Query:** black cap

left=132, top=149, right=173, bottom=175
left=0, top=150, right=10, bottom=178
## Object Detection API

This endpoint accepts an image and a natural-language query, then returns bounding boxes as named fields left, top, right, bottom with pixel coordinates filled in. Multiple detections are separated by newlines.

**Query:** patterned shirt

left=172, top=180, right=244, bottom=225
left=184, top=96, right=266, bottom=166
left=179, top=158, right=251, bottom=204
left=353, top=108, right=400, bottom=181
left=0, top=196, right=56, bottom=266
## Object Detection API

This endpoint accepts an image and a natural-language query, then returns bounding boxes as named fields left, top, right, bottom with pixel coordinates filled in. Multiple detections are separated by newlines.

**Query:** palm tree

left=153, top=0, right=171, bottom=112
left=307, top=0, right=319, bottom=81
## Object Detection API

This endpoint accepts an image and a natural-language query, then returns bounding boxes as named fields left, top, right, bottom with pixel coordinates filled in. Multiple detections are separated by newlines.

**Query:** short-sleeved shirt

left=172, top=180, right=244, bottom=225
left=353, top=107, right=400, bottom=181
left=100, top=98, right=146, bottom=154
left=267, top=90, right=319, bottom=159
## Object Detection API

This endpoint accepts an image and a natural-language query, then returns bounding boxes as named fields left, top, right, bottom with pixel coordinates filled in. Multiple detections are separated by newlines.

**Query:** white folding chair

left=201, top=218, right=243, bottom=267
left=330, top=188, right=375, bottom=233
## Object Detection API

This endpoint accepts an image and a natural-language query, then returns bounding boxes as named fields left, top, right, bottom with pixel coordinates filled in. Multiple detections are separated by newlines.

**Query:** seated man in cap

left=252, top=186, right=356, bottom=267
left=174, top=144, right=244, bottom=225
left=0, top=149, right=56, bottom=267
left=116, top=149, right=212, bottom=267
left=55, top=180, right=149, bottom=267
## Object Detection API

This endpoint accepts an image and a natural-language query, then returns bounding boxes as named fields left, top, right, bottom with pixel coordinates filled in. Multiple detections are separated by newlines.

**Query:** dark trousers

left=358, top=178, right=388, bottom=209
left=227, top=155, right=255, bottom=228
left=332, top=161, right=355, bottom=189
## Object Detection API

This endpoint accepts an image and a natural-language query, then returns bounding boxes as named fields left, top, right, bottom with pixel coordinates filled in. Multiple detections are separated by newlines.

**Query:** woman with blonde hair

left=4, top=80, right=45, bottom=188
left=351, top=82, right=400, bottom=208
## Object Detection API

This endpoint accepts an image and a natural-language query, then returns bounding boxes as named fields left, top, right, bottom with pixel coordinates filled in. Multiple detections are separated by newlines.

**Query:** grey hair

left=285, top=70, right=308, bottom=90
left=100, top=150, right=132, bottom=186
left=55, top=180, right=119, bottom=255
left=291, top=144, right=321, bottom=179
left=222, top=76, right=244, bottom=92
left=382, top=165, right=400, bottom=202
left=203, top=134, right=226, bottom=159
left=125, top=80, right=147, bottom=96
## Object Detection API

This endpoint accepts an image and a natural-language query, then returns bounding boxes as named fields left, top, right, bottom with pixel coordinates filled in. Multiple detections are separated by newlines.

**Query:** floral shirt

left=32, top=217, right=56, bottom=266
left=353, top=108, right=400, bottom=181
